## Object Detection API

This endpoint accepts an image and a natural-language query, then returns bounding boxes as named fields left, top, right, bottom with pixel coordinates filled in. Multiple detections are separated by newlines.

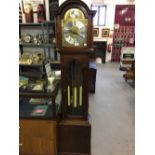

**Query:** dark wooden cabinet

left=19, top=120, right=57, bottom=155
left=93, top=41, right=107, bottom=63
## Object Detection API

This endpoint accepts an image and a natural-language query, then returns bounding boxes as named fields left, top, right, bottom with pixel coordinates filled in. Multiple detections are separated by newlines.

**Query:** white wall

left=59, top=0, right=92, bottom=8
left=93, top=4, right=115, bottom=62
left=104, top=0, right=135, bottom=5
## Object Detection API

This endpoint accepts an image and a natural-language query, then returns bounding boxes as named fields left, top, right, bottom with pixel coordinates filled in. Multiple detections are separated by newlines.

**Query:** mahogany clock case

left=55, top=1, right=96, bottom=155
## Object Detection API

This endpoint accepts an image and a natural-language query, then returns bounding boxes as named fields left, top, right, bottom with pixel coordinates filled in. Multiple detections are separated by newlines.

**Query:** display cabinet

left=19, top=77, right=61, bottom=155
left=19, top=72, right=61, bottom=155
left=19, top=3, right=62, bottom=154
left=19, top=20, right=60, bottom=88
left=19, top=21, right=61, bottom=154
left=19, top=21, right=58, bottom=61
left=112, top=5, right=135, bottom=62
left=112, top=26, right=135, bottom=62
left=19, top=71, right=61, bottom=155
left=19, top=120, right=57, bottom=155
left=55, top=0, right=96, bottom=154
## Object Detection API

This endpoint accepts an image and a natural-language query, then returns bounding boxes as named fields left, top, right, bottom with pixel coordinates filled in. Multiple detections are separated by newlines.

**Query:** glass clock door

left=66, top=60, right=84, bottom=117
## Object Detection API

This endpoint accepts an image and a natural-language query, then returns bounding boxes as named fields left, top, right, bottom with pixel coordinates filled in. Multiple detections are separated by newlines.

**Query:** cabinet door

left=22, top=137, right=55, bottom=155
left=19, top=120, right=56, bottom=155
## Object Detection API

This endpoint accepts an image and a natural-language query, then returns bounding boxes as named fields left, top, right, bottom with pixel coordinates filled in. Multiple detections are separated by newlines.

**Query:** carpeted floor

left=89, top=62, right=135, bottom=155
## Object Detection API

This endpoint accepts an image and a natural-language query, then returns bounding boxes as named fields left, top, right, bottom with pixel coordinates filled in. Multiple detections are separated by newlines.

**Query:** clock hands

left=63, top=20, right=86, bottom=46
left=68, top=27, right=84, bottom=39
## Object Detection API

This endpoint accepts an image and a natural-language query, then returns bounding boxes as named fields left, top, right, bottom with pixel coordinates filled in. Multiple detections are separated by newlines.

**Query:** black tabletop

left=19, top=98, right=55, bottom=120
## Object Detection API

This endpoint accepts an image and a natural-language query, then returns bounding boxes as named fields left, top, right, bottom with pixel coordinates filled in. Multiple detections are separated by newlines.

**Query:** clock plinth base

left=58, top=119, right=91, bottom=155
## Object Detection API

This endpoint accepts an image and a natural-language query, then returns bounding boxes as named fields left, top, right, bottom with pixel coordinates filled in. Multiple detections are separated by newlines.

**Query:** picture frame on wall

left=102, top=28, right=110, bottom=37
left=93, top=28, right=99, bottom=37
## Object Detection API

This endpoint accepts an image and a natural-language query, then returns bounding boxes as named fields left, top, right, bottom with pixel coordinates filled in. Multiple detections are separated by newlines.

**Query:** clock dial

left=61, top=8, right=88, bottom=47
left=63, top=20, right=86, bottom=46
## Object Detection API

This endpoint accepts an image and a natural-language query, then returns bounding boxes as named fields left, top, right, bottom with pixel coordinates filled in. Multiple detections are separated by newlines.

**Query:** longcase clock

left=55, top=1, right=96, bottom=155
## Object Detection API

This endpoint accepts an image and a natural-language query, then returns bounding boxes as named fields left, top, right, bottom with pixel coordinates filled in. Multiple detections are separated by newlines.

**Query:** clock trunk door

left=61, top=57, right=89, bottom=120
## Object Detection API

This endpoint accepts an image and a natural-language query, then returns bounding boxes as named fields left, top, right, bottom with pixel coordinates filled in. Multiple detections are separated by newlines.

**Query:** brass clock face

left=61, top=8, right=88, bottom=47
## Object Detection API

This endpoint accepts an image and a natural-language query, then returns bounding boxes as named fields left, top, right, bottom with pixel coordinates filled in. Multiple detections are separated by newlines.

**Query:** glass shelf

left=19, top=21, right=55, bottom=27
left=19, top=43, right=55, bottom=47
left=19, top=63, right=43, bottom=67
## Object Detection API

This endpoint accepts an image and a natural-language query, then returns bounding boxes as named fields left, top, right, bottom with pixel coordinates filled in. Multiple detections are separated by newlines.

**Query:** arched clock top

left=63, top=8, right=85, bottom=20
left=55, top=0, right=96, bottom=18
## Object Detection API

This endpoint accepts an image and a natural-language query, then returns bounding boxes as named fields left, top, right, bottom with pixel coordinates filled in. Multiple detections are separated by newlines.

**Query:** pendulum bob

left=58, top=120, right=91, bottom=155
left=67, top=86, right=71, bottom=107
left=79, top=86, right=82, bottom=106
